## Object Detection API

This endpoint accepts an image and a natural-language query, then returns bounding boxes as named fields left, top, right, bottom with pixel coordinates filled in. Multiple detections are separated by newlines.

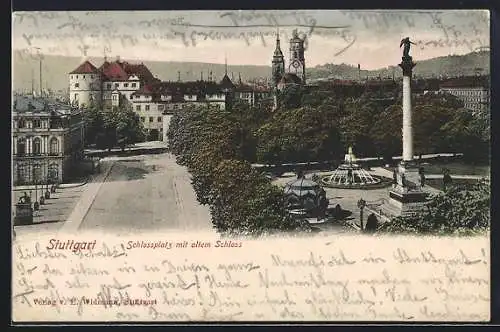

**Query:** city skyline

left=12, top=10, right=490, bottom=70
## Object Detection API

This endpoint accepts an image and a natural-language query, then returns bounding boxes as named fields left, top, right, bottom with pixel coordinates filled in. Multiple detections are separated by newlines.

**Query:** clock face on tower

left=291, top=60, right=301, bottom=68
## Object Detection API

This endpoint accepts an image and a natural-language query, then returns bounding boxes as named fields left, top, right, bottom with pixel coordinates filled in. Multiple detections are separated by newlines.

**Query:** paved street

left=13, top=185, right=86, bottom=238
left=77, top=153, right=213, bottom=235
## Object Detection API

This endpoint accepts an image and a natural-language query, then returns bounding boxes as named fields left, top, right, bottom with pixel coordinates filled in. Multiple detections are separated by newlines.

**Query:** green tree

left=111, top=106, right=145, bottom=150
left=338, top=98, right=380, bottom=157
left=93, top=106, right=145, bottom=151
left=255, top=105, right=343, bottom=165
left=167, top=102, right=309, bottom=235
left=209, top=159, right=309, bottom=234
left=369, top=105, right=402, bottom=163
left=278, top=84, right=305, bottom=109
left=83, top=106, right=104, bottom=146
left=378, top=181, right=490, bottom=235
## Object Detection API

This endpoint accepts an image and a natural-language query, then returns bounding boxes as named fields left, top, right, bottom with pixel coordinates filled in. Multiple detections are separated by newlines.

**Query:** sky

left=12, top=10, right=490, bottom=70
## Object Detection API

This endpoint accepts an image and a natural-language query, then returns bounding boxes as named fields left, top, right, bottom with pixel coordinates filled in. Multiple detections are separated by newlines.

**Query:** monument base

left=14, top=203, right=33, bottom=225
left=387, top=190, right=429, bottom=217
left=386, top=160, right=429, bottom=218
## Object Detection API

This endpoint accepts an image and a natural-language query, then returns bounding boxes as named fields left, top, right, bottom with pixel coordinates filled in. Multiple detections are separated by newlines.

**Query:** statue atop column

left=400, top=37, right=416, bottom=59
left=399, top=37, right=416, bottom=76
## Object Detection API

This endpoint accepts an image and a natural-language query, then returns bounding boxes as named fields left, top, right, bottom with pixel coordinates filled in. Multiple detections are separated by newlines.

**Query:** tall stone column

left=401, top=69, right=414, bottom=161
left=387, top=52, right=428, bottom=217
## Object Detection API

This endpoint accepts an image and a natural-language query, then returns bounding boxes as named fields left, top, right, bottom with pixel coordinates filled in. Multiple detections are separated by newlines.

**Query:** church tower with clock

left=288, top=29, right=306, bottom=84
left=270, top=28, right=307, bottom=109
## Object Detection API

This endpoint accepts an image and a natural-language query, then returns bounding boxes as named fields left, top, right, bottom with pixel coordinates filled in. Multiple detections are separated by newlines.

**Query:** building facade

left=69, top=58, right=273, bottom=141
left=439, top=76, right=490, bottom=114
left=132, top=80, right=230, bottom=140
left=68, top=58, right=158, bottom=110
left=12, top=96, right=85, bottom=185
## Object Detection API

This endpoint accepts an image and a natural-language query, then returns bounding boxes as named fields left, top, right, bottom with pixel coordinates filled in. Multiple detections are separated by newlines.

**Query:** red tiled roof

left=99, top=61, right=129, bottom=81
left=69, top=61, right=99, bottom=74
left=134, top=84, right=155, bottom=95
left=70, top=59, right=158, bottom=83
left=97, top=60, right=157, bottom=82
left=122, top=63, right=156, bottom=82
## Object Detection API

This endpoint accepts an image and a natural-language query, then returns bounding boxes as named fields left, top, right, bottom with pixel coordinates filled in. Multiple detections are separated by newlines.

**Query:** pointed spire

left=238, top=72, right=242, bottom=85
left=273, top=26, right=283, bottom=58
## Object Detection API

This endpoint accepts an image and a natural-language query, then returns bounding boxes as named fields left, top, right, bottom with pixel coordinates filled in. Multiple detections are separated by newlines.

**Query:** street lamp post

left=357, top=198, right=366, bottom=231
left=33, top=175, right=39, bottom=211
left=45, top=161, right=51, bottom=199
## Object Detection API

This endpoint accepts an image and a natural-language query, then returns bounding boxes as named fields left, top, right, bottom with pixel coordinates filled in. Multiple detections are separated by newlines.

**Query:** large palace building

left=68, top=58, right=272, bottom=141
left=12, top=96, right=85, bottom=185
left=68, top=58, right=158, bottom=110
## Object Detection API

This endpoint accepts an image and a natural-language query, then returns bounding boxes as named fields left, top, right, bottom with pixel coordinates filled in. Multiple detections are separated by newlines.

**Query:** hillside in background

left=309, top=51, right=490, bottom=81
left=12, top=52, right=271, bottom=93
left=13, top=50, right=490, bottom=93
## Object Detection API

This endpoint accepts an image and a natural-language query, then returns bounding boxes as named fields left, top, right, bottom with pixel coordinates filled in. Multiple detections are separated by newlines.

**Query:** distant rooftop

left=440, top=76, right=490, bottom=89
left=13, top=95, right=77, bottom=115
left=69, top=59, right=157, bottom=83
left=69, top=60, right=99, bottom=75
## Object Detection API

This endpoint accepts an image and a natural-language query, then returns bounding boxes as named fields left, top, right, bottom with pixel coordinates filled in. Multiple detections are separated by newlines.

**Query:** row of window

left=239, top=92, right=254, bottom=99
left=461, top=98, right=485, bottom=103
left=16, top=137, right=59, bottom=155
left=16, top=119, right=48, bottom=129
left=448, top=89, right=487, bottom=96
left=70, top=75, right=95, bottom=80
left=136, top=104, right=151, bottom=111
left=107, top=82, right=137, bottom=90
left=73, top=82, right=139, bottom=90
left=464, top=104, right=482, bottom=110
left=140, top=117, right=163, bottom=123
left=16, top=163, right=60, bottom=182
left=135, top=104, right=187, bottom=112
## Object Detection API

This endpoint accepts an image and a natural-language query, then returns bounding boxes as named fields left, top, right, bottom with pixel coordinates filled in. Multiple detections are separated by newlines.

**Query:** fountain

left=321, top=147, right=384, bottom=189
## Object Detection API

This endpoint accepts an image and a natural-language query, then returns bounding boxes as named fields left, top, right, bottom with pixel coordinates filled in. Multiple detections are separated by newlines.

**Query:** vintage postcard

left=11, top=9, right=490, bottom=323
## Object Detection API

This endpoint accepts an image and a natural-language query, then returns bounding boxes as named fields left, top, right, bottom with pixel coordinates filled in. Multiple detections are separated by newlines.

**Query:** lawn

left=420, top=161, right=490, bottom=176
left=425, top=178, right=486, bottom=190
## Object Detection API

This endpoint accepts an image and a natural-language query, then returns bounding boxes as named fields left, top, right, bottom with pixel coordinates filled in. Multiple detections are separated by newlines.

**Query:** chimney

left=178, top=71, right=181, bottom=82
